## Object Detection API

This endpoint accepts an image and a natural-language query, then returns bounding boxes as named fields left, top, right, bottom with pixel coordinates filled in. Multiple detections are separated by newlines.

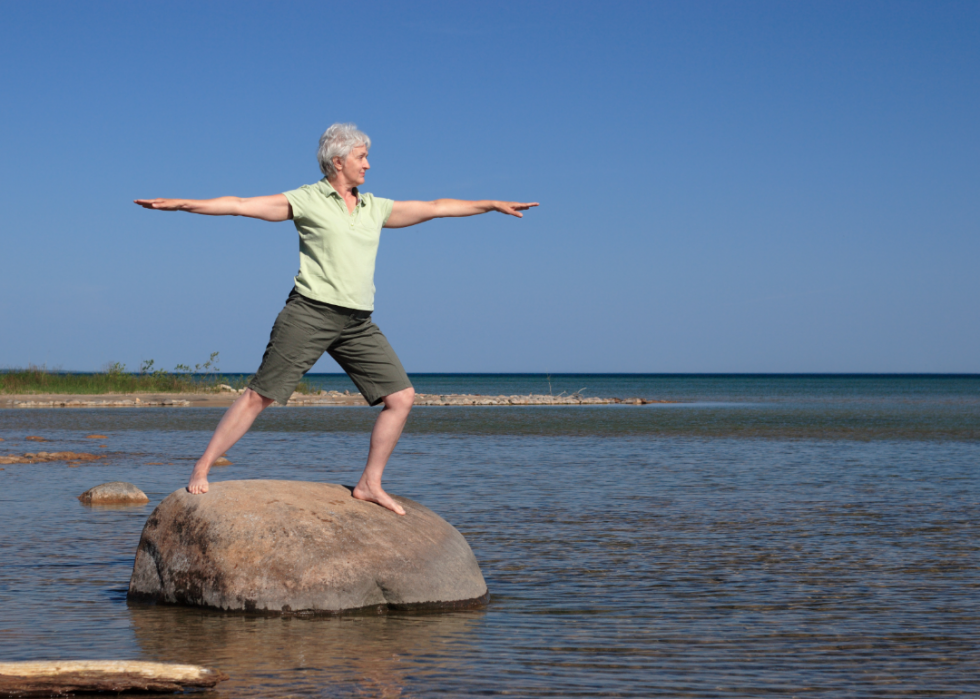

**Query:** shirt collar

left=320, top=178, right=363, bottom=205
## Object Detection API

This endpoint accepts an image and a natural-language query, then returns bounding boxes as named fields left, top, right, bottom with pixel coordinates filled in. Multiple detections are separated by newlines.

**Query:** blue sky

left=1, top=1, right=977, bottom=373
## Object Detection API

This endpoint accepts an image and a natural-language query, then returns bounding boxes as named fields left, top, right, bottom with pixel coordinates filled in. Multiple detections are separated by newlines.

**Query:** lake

left=1, top=375, right=977, bottom=697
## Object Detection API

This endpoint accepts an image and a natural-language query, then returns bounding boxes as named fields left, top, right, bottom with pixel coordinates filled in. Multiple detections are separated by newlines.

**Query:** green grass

left=2, top=367, right=206, bottom=394
left=2, top=353, right=316, bottom=395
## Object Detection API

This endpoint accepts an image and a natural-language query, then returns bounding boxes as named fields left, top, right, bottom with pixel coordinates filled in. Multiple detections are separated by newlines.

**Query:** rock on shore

left=128, top=480, right=488, bottom=614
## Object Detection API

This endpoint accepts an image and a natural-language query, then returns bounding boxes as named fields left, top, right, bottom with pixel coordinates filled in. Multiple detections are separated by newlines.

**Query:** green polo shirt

left=283, top=179, right=394, bottom=311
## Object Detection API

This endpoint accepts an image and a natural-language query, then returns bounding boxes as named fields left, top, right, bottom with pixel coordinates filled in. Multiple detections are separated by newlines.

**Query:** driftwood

left=0, top=660, right=228, bottom=697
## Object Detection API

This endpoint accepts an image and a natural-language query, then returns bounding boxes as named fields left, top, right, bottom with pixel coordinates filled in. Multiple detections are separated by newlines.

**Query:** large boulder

left=127, top=480, right=488, bottom=614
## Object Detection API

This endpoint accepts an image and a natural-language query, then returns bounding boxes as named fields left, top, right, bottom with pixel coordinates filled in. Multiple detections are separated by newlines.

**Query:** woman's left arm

left=384, top=200, right=538, bottom=228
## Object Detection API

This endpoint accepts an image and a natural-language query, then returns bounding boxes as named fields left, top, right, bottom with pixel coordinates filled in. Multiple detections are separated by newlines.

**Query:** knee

left=384, top=387, right=415, bottom=412
left=243, top=387, right=274, bottom=409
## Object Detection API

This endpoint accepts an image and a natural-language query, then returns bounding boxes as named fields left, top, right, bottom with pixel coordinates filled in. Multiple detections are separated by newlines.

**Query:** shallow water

left=0, top=376, right=977, bottom=697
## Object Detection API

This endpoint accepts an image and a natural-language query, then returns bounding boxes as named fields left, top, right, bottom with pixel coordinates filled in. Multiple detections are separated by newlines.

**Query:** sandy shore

left=2, top=389, right=667, bottom=409
left=1, top=393, right=238, bottom=408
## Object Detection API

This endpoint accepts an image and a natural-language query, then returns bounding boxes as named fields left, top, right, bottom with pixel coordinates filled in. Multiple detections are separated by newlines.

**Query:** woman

left=136, top=123, right=537, bottom=514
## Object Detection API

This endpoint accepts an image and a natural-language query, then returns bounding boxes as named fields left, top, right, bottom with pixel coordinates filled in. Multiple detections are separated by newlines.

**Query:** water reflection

left=79, top=502, right=151, bottom=512
left=128, top=604, right=485, bottom=697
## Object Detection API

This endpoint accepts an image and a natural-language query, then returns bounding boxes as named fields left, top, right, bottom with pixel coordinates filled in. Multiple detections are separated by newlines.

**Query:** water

left=1, top=375, right=977, bottom=697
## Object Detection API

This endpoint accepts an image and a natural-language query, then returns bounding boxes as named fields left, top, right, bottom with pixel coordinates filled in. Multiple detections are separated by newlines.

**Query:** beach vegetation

left=1, top=354, right=315, bottom=395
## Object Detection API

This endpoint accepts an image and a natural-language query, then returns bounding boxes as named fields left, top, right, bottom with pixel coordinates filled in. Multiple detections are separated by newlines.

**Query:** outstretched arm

left=384, top=199, right=538, bottom=229
left=133, top=194, right=292, bottom=222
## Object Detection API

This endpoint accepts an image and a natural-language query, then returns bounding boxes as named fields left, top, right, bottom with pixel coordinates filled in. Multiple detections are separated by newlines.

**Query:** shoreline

left=1, top=390, right=669, bottom=409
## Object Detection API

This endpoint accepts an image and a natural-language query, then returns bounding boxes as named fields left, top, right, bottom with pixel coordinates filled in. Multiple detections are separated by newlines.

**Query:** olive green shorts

left=248, top=289, right=412, bottom=406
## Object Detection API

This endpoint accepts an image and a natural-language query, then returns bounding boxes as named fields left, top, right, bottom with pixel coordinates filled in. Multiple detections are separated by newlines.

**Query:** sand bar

left=2, top=389, right=668, bottom=409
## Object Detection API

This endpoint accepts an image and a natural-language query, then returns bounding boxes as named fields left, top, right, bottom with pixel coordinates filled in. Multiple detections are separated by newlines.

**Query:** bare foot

left=187, top=463, right=210, bottom=494
left=352, top=483, right=406, bottom=515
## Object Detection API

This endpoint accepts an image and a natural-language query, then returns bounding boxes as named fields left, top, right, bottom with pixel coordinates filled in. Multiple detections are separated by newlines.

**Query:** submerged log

left=0, top=660, right=227, bottom=697
left=0, top=452, right=103, bottom=465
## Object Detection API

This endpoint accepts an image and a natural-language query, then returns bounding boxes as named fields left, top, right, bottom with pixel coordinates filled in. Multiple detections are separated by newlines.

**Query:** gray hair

left=317, top=123, right=371, bottom=178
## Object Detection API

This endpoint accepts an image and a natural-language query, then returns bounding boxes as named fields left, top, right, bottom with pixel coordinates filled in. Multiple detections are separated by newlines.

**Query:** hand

left=134, top=198, right=185, bottom=211
left=493, top=201, right=540, bottom=218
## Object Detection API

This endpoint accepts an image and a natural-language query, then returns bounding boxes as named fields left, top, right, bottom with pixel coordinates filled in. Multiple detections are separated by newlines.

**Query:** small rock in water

left=0, top=660, right=227, bottom=695
left=78, top=482, right=149, bottom=504
left=25, top=436, right=47, bottom=442
left=213, top=456, right=233, bottom=466
left=86, top=434, right=108, bottom=439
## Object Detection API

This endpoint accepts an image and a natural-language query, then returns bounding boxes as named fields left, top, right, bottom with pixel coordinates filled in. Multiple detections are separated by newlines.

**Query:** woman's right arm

left=133, top=194, right=292, bottom=222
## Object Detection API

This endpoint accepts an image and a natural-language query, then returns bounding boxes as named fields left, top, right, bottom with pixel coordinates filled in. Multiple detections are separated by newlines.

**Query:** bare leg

left=187, top=388, right=274, bottom=494
left=353, top=387, right=415, bottom=515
